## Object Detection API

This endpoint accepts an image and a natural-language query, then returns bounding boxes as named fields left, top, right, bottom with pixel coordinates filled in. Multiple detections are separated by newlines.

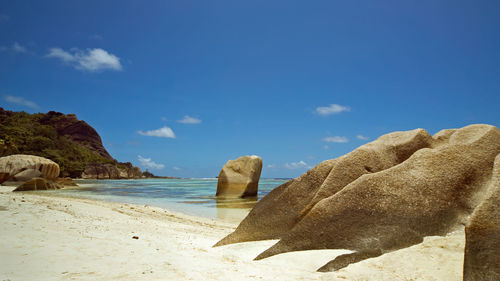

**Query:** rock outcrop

left=82, top=162, right=142, bottom=179
left=0, top=154, right=60, bottom=183
left=215, top=124, right=500, bottom=273
left=216, top=155, right=263, bottom=198
left=13, top=177, right=63, bottom=191
left=0, top=107, right=143, bottom=179
left=38, top=111, right=113, bottom=160
left=463, top=154, right=500, bottom=280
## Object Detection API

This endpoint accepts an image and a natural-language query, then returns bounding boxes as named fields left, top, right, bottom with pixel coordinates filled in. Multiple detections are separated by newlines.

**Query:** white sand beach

left=0, top=186, right=465, bottom=281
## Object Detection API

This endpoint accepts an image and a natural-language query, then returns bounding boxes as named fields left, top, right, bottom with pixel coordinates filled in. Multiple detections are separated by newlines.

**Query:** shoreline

left=0, top=186, right=466, bottom=280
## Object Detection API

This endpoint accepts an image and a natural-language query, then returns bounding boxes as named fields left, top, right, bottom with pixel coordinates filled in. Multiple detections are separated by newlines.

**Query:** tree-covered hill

left=0, top=107, right=134, bottom=178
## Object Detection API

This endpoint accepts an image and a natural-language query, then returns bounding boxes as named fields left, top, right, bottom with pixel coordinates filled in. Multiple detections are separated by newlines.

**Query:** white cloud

left=137, top=126, right=176, bottom=138
left=46, top=47, right=122, bottom=72
left=172, top=166, right=181, bottom=171
left=315, top=104, right=350, bottom=116
left=138, top=155, right=165, bottom=170
left=284, top=161, right=312, bottom=170
left=177, top=115, right=202, bottom=124
left=266, top=164, right=276, bottom=168
left=323, top=136, right=349, bottom=143
left=357, top=135, right=370, bottom=140
left=3, top=95, right=39, bottom=109
left=0, top=42, right=27, bottom=53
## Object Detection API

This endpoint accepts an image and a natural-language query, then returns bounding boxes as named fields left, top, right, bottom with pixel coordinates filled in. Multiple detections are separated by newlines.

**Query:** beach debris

left=216, top=155, right=262, bottom=198
left=216, top=124, right=500, bottom=273
left=132, top=236, right=139, bottom=239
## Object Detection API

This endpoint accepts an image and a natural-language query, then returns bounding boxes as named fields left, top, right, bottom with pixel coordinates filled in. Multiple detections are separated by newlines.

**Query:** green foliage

left=0, top=110, right=114, bottom=177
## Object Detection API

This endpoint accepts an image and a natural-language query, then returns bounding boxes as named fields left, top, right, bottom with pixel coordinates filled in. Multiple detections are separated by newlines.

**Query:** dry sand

left=0, top=185, right=464, bottom=280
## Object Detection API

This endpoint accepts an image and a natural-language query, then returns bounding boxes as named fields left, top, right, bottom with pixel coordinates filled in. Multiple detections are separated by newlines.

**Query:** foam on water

left=50, top=178, right=287, bottom=223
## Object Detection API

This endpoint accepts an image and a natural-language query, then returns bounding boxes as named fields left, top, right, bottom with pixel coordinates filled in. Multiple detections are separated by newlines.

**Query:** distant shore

left=0, top=185, right=466, bottom=280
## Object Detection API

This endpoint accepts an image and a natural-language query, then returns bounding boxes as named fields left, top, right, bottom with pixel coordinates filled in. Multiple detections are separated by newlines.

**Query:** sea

left=51, top=178, right=288, bottom=223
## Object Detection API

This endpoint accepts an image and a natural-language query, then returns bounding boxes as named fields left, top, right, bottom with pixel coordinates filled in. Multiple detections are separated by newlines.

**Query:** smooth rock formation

left=0, top=154, right=60, bottom=183
left=464, top=153, right=500, bottom=281
left=216, top=129, right=434, bottom=245
left=13, top=177, right=63, bottom=191
left=216, top=155, right=263, bottom=198
left=13, top=169, right=42, bottom=181
left=215, top=124, right=500, bottom=272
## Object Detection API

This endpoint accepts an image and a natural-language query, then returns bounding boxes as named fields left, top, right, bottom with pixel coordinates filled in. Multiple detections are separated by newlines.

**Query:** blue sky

left=1, top=0, right=499, bottom=178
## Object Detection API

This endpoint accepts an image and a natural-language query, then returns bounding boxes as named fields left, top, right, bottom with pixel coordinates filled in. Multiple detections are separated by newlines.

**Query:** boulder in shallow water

left=216, top=155, right=262, bottom=198
left=56, top=177, right=78, bottom=186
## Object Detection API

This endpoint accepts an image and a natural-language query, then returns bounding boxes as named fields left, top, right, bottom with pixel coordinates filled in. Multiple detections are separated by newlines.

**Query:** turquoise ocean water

left=52, top=178, right=288, bottom=223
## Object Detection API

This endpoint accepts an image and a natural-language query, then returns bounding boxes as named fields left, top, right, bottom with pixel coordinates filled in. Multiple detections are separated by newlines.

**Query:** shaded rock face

left=216, top=155, right=263, bottom=198
left=82, top=162, right=142, bottom=179
left=215, top=124, right=500, bottom=272
left=0, top=154, right=60, bottom=183
left=464, top=154, right=500, bottom=281
left=13, top=169, right=42, bottom=181
left=39, top=111, right=113, bottom=160
left=13, top=177, right=63, bottom=191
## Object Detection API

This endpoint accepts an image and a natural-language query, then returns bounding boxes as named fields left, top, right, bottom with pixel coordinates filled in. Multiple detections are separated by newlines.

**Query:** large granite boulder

left=216, top=155, right=263, bottom=198
left=13, top=177, right=63, bottom=191
left=0, top=154, right=60, bottom=183
left=215, top=124, right=500, bottom=272
left=216, top=129, right=433, bottom=245
left=464, top=153, right=500, bottom=281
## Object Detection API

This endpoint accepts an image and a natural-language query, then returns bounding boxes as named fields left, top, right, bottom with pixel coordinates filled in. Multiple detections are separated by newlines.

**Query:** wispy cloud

left=172, top=166, right=181, bottom=171
left=90, top=34, right=103, bottom=40
left=137, top=126, right=176, bottom=138
left=0, top=42, right=27, bottom=53
left=138, top=155, right=165, bottom=170
left=315, top=104, right=350, bottom=116
left=46, top=47, right=122, bottom=72
left=3, top=95, right=39, bottom=109
left=323, top=136, right=349, bottom=143
left=357, top=135, right=370, bottom=141
left=266, top=164, right=276, bottom=168
left=177, top=115, right=202, bottom=124
left=284, top=161, right=312, bottom=170
left=12, top=42, right=26, bottom=53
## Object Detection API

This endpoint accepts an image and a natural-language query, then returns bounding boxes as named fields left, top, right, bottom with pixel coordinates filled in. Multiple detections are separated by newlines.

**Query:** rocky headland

left=0, top=107, right=142, bottom=179
left=216, top=124, right=500, bottom=279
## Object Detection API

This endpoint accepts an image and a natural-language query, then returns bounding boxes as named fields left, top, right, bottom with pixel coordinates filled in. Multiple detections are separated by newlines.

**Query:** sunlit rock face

left=464, top=154, right=500, bottom=281
left=216, top=155, right=263, bottom=198
left=0, top=154, right=60, bottom=183
left=215, top=124, right=500, bottom=273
